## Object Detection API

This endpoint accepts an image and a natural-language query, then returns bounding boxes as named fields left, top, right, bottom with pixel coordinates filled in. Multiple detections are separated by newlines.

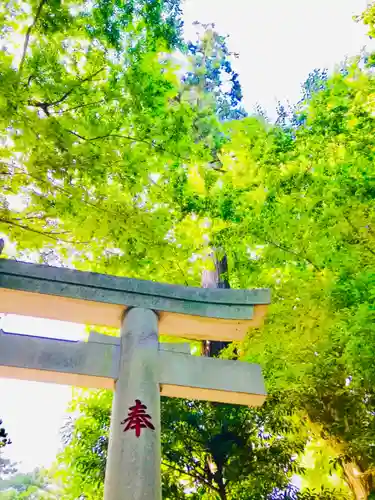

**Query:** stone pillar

left=104, top=308, right=161, bottom=500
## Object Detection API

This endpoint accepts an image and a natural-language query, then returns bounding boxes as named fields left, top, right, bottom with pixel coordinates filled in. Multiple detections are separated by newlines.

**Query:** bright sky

left=1, top=0, right=374, bottom=475
left=0, top=315, right=86, bottom=472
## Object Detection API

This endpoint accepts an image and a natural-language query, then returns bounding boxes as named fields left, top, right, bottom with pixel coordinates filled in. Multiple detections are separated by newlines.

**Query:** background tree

left=57, top=389, right=346, bottom=499
left=49, top=20, right=325, bottom=498
left=3, top=0, right=375, bottom=498
left=0, top=420, right=17, bottom=478
left=0, top=468, right=52, bottom=499
left=0, top=419, right=10, bottom=448
left=0, top=0, right=208, bottom=278
left=201, top=57, right=375, bottom=497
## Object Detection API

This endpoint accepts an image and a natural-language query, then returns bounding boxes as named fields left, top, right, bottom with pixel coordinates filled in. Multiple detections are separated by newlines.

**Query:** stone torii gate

left=0, top=259, right=270, bottom=500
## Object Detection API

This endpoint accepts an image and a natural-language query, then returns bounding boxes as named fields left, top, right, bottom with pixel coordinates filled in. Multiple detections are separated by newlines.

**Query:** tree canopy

left=0, top=0, right=231, bottom=283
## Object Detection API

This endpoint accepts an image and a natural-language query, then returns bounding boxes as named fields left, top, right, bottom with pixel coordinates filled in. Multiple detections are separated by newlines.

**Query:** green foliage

left=2, top=0, right=375, bottom=497
left=0, top=468, right=52, bottom=499
left=357, top=2, right=375, bottom=39
left=0, top=0, right=218, bottom=282
left=210, top=59, right=375, bottom=494
left=56, top=390, right=112, bottom=499
left=57, top=390, right=333, bottom=499
left=161, top=396, right=306, bottom=499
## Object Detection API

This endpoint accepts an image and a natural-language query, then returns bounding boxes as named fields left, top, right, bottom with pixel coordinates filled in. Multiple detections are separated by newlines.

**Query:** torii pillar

left=0, top=259, right=270, bottom=500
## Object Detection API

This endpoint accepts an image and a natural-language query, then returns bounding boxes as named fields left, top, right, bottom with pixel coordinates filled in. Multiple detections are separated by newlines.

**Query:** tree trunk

left=343, top=462, right=371, bottom=500
left=217, top=474, right=227, bottom=500
left=201, top=251, right=230, bottom=358
left=307, top=418, right=372, bottom=500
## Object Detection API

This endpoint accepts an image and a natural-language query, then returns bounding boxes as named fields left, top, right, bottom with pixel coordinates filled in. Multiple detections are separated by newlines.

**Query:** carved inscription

left=121, top=400, right=155, bottom=438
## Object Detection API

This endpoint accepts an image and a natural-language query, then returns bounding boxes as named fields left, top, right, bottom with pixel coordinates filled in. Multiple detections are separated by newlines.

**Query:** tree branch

left=48, top=67, right=106, bottom=107
left=88, top=133, right=157, bottom=149
left=3, top=167, right=174, bottom=257
left=19, top=0, right=47, bottom=77
left=58, top=99, right=106, bottom=114
left=6, top=166, right=147, bottom=228
left=344, top=214, right=375, bottom=257
left=28, top=68, right=106, bottom=114
left=0, top=218, right=88, bottom=244
left=162, top=461, right=219, bottom=493
left=67, top=130, right=181, bottom=159
left=65, top=129, right=170, bottom=153
left=263, top=237, right=320, bottom=270
left=67, top=130, right=88, bottom=141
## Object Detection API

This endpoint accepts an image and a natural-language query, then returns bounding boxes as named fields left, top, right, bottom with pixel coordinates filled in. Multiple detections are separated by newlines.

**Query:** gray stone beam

left=0, top=330, right=266, bottom=406
left=0, top=259, right=270, bottom=305
left=0, top=329, right=119, bottom=389
left=159, top=350, right=266, bottom=406
left=0, top=259, right=270, bottom=341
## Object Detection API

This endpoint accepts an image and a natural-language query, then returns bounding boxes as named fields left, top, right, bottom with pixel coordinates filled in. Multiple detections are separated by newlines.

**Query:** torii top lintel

left=0, top=259, right=270, bottom=341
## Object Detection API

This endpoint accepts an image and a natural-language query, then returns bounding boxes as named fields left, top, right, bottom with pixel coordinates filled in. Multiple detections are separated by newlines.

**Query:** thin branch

left=43, top=106, right=185, bottom=161
left=158, top=261, right=170, bottom=277
left=28, top=68, right=106, bottom=114
left=3, top=167, right=174, bottom=254
left=176, top=262, right=189, bottom=286
left=11, top=215, right=46, bottom=222
left=3, top=169, right=192, bottom=282
left=19, top=0, right=47, bottom=77
left=48, top=67, right=106, bottom=107
left=344, top=214, right=375, bottom=257
left=6, top=166, right=143, bottom=227
left=184, top=434, right=209, bottom=449
left=263, top=237, right=320, bottom=270
left=88, top=133, right=155, bottom=148
left=58, top=99, right=106, bottom=114
left=0, top=218, right=88, bottom=244
left=162, top=461, right=219, bottom=493
left=67, top=130, right=88, bottom=141
left=65, top=129, right=170, bottom=154
left=28, top=172, right=124, bottom=219
left=171, top=248, right=189, bottom=286
left=85, top=133, right=181, bottom=159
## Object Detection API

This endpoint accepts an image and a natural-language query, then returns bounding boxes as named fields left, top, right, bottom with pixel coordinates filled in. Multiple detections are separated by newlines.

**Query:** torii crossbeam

left=0, top=259, right=270, bottom=500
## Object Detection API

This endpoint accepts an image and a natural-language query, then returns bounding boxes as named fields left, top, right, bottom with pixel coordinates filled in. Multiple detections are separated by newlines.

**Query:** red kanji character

left=121, top=399, right=155, bottom=438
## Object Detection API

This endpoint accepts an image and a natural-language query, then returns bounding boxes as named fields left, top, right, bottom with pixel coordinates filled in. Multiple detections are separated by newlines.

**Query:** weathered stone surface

left=0, top=330, right=119, bottom=389
left=0, top=274, right=254, bottom=319
left=0, top=259, right=270, bottom=340
left=0, top=259, right=270, bottom=305
left=88, top=331, right=191, bottom=354
left=104, top=308, right=161, bottom=500
left=0, top=330, right=266, bottom=405
left=159, top=350, right=266, bottom=406
left=0, top=259, right=270, bottom=500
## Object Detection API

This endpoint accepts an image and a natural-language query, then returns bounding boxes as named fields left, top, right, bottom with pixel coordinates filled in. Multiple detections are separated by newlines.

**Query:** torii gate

left=0, top=259, right=270, bottom=500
